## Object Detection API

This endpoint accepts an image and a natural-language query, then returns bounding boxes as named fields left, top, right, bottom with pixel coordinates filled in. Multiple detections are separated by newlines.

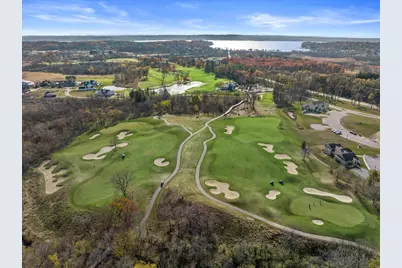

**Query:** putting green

left=52, top=118, right=188, bottom=210
left=290, top=196, right=364, bottom=227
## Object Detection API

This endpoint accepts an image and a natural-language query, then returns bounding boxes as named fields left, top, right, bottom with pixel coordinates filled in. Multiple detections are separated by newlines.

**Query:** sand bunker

left=283, top=161, right=298, bottom=175
left=38, top=161, right=68, bottom=195
left=83, top=142, right=128, bottom=160
left=287, top=112, right=296, bottom=120
left=224, top=126, right=235, bottom=134
left=303, top=187, right=352, bottom=203
left=89, top=133, right=100, bottom=140
left=304, top=113, right=327, bottom=118
left=274, top=154, right=291, bottom=160
left=258, top=143, right=274, bottom=153
left=117, top=131, right=133, bottom=140
left=154, top=158, right=170, bottom=167
left=312, top=220, right=324, bottom=225
left=265, top=190, right=281, bottom=200
left=205, top=180, right=240, bottom=200
left=310, top=124, right=330, bottom=131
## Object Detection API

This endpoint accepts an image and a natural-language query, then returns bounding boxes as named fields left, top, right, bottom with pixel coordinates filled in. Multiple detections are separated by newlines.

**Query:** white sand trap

left=154, top=158, right=170, bottom=167
left=265, top=190, right=281, bottom=200
left=83, top=142, right=128, bottom=160
left=224, top=126, right=234, bottom=134
left=38, top=161, right=68, bottom=195
left=283, top=161, right=298, bottom=175
left=312, top=220, right=324, bottom=225
left=304, top=113, right=327, bottom=118
left=274, top=154, right=291, bottom=160
left=310, top=124, right=330, bottom=131
left=287, top=112, right=296, bottom=120
left=89, top=133, right=100, bottom=140
left=205, top=180, right=240, bottom=200
left=117, top=131, right=133, bottom=140
left=303, top=187, right=352, bottom=203
left=258, top=143, right=274, bottom=153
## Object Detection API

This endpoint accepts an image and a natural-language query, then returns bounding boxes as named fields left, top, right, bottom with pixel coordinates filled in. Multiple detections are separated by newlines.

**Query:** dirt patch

left=89, top=134, right=100, bottom=140
left=303, top=187, right=352, bottom=203
left=117, top=131, right=133, bottom=140
left=265, top=190, right=281, bottom=200
left=371, top=131, right=380, bottom=142
left=312, top=220, right=324, bottom=225
left=258, top=143, right=274, bottom=153
left=283, top=161, right=298, bottom=175
left=22, top=71, right=65, bottom=82
left=154, top=158, right=170, bottom=167
left=287, top=111, right=296, bottom=120
left=310, top=124, right=330, bottom=131
left=274, top=154, right=291, bottom=160
left=38, top=160, right=68, bottom=195
left=205, top=180, right=240, bottom=200
left=83, top=142, right=128, bottom=160
left=224, top=126, right=235, bottom=134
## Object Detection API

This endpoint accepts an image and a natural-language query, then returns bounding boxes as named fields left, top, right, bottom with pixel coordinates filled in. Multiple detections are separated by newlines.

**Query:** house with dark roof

left=217, top=82, right=236, bottom=92
left=302, top=101, right=329, bottom=114
left=324, top=143, right=360, bottom=168
left=94, top=89, right=115, bottom=98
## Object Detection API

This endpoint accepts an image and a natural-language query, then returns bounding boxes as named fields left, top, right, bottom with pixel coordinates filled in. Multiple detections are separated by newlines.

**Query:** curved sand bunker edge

left=154, top=158, right=170, bottom=167
left=38, top=160, right=68, bottom=195
left=265, top=190, right=281, bottom=200
left=82, top=142, right=129, bottom=160
left=224, top=126, right=235, bottom=134
left=274, top=154, right=291, bottom=160
left=89, top=133, right=100, bottom=140
left=303, top=187, right=353, bottom=203
left=283, top=161, right=298, bottom=175
left=312, top=220, right=324, bottom=225
left=205, top=180, right=240, bottom=200
left=258, top=143, right=274, bottom=153
left=117, top=131, right=134, bottom=140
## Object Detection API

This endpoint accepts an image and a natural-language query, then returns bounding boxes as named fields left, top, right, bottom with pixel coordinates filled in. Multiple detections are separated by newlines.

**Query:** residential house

left=94, top=89, right=115, bottom=98
left=323, top=143, right=342, bottom=156
left=302, top=101, right=329, bottom=114
left=324, top=143, right=360, bottom=168
left=217, top=82, right=236, bottom=92
left=79, top=80, right=99, bottom=91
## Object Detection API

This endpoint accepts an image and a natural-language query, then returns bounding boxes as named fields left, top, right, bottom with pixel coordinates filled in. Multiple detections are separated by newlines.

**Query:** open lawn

left=106, top=58, right=139, bottom=63
left=139, top=69, right=177, bottom=89
left=22, top=72, right=115, bottom=86
left=200, top=115, right=379, bottom=249
left=341, top=114, right=380, bottom=137
left=69, top=90, right=95, bottom=98
left=175, top=66, right=229, bottom=92
left=51, top=118, right=188, bottom=212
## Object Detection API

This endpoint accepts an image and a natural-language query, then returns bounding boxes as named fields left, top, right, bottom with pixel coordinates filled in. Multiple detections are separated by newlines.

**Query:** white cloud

left=99, top=1, right=128, bottom=17
left=180, top=19, right=215, bottom=29
left=176, top=1, right=199, bottom=9
left=243, top=8, right=379, bottom=29
left=23, top=3, right=95, bottom=14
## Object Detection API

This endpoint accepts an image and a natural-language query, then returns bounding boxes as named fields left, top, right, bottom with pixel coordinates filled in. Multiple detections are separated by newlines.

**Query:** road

left=139, top=101, right=244, bottom=237
left=325, top=110, right=380, bottom=149
left=65, top=87, right=87, bottom=99
left=309, top=90, right=378, bottom=110
left=194, top=112, right=377, bottom=253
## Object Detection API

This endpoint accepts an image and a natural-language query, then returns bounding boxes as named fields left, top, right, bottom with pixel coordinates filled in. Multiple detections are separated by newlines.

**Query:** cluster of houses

left=78, top=80, right=100, bottom=91
left=323, top=143, right=360, bottom=168
left=302, top=101, right=329, bottom=114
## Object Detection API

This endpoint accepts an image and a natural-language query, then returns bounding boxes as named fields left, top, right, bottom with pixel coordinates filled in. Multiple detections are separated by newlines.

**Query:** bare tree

left=110, top=172, right=133, bottom=197
left=300, top=141, right=310, bottom=160
left=110, top=136, right=118, bottom=151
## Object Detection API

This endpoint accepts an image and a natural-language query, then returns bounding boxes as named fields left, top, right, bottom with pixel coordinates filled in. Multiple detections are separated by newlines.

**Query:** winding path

left=140, top=101, right=244, bottom=236
left=140, top=101, right=378, bottom=254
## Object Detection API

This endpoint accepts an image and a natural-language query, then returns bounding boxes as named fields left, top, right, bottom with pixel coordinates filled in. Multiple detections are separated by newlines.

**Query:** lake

left=209, top=40, right=309, bottom=52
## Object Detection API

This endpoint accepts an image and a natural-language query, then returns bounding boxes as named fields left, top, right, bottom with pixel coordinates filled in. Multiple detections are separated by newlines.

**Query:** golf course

left=36, top=94, right=379, bottom=250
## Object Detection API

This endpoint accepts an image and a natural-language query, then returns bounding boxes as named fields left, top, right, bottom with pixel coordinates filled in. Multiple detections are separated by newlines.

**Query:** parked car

left=350, top=130, right=357, bottom=135
left=335, top=130, right=342, bottom=135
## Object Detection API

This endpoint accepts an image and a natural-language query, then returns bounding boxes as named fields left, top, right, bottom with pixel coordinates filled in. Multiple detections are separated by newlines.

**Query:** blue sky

left=22, top=0, right=380, bottom=37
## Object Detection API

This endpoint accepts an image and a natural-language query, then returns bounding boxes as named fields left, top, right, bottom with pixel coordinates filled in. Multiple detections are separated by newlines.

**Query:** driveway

left=350, top=167, right=369, bottom=180
left=363, top=155, right=380, bottom=171
left=325, top=110, right=380, bottom=149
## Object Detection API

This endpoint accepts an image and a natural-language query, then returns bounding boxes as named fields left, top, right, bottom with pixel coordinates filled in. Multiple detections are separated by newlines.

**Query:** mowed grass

left=52, top=118, right=188, bottom=211
left=260, top=92, right=274, bottom=107
left=175, top=66, right=229, bottom=92
left=201, top=116, right=380, bottom=249
left=139, top=69, right=177, bottom=89
left=105, top=58, right=139, bottom=63
left=341, top=114, right=380, bottom=137
left=69, top=90, right=95, bottom=97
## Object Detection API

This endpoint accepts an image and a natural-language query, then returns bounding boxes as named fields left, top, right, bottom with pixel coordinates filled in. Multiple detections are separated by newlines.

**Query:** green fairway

left=105, top=58, right=139, bottom=63
left=175, top=66, right=229, bottom=92
left=260, top=92, right=274, bottom=107
left=341, top=114, right=380, bottom=137
left=52, top=118, right=188, bottom=211
left=139, top=69, right=177, bottom=89
left=200, top=115, right=380, bottom=249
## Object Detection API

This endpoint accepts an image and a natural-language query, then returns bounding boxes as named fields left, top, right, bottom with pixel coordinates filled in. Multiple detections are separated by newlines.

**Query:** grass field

left=341, top=114, right=380, bottom=137
left=139, top=69, right=177, bottom=89
left=106, top=58, right=139, bottom=63
left=200, top=115, right=379, bottom=249
left=69, top=90, right=95, bottom=97
left=51, top=118, right=188, bottom=211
